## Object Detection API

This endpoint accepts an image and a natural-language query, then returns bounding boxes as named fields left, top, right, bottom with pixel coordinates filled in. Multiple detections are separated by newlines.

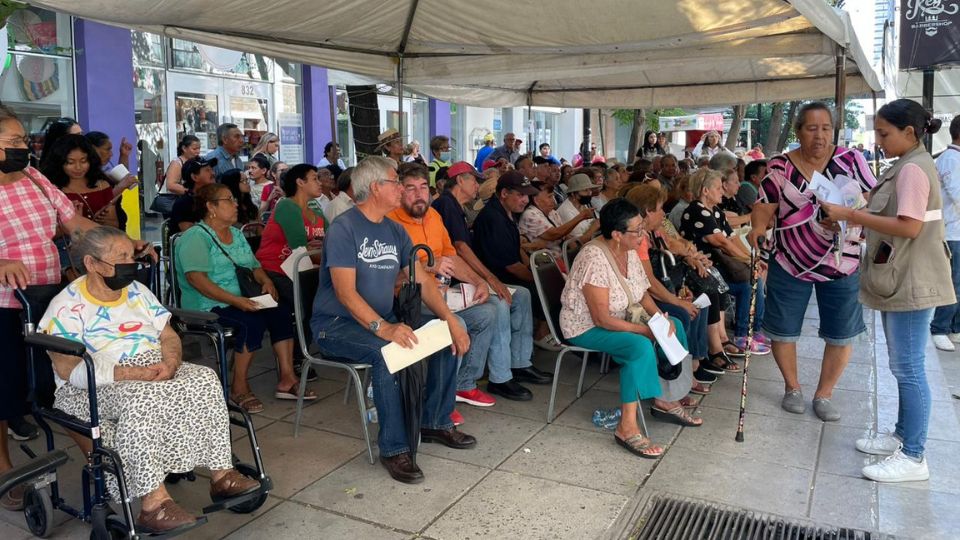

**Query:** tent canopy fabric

left=29, top=0, right=882, bottom=108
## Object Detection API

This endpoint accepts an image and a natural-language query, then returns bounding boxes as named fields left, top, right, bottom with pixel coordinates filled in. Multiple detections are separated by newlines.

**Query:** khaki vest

left=860, top=145, right=956, bottom=311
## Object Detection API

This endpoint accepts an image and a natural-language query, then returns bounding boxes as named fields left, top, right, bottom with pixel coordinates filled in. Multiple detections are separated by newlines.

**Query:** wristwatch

left=368, top=318, right=384, bottom=334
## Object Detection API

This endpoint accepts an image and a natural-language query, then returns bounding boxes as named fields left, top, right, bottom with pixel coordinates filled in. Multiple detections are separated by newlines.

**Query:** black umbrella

left=392, top=244, right=435, bottom=465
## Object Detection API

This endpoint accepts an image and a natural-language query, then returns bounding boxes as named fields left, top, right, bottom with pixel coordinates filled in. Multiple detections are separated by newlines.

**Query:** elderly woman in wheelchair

left=37, top=226, right=260, bottom=533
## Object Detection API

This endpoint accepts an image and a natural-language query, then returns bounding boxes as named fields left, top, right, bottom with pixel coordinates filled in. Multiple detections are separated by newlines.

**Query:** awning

left=27, top=0, right=882, bottom=108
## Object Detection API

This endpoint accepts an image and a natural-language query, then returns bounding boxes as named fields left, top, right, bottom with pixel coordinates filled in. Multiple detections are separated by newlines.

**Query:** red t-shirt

left=255, top=199, right=325, bottom=274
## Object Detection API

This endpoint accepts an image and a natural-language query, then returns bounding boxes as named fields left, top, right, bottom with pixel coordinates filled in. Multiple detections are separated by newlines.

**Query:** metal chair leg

left=293, top=360, right=313, bottom=438
left=348, top=368, right=375, bottom=464
left=546, top=349, right=567, bottom=423
left=576, top=351, right=590, bottom=398
left=343, top=372, right=353, bottom=404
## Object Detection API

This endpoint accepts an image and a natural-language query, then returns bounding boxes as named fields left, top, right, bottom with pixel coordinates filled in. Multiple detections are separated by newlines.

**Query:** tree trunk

left=777, top=101, right=800, bottom=154
left=346, top=85, right=380, bottom=160
left=764, top=102, right=786, bottom=153
left=626, top=108, right=646, bottom=162
left=725, top=104, right=746, bottom=150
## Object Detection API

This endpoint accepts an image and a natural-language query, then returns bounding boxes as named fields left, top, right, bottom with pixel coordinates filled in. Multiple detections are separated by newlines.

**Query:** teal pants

left=569, top=318, right=687, bottom=404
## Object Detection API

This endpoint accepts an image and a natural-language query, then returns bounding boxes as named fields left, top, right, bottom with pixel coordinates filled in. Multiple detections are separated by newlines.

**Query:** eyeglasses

left=379, top=178, right=401, bottom=186
left=0, top=136, right=31, bottom=146
left=624, top=228, right=643, bottom=236
left=212, top=196, right=238, bottom=203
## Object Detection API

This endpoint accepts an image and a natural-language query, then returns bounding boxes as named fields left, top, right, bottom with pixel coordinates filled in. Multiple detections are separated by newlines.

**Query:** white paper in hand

left=281, top=246, right=317, bottom=280
left=648, top=313, right=689, bottom=366
left=107, top=164, right=130, bottom=183
left=250, top=294, right=278, bottom=310
left=446, top=283, right=485, bottom=312
left=381, top=319, right=453, bottom=374
left=692, top=293, right=712, bottom=309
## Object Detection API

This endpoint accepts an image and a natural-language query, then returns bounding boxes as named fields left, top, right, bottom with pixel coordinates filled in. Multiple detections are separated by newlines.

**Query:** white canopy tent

left=28, top=0, right=881, bottom=109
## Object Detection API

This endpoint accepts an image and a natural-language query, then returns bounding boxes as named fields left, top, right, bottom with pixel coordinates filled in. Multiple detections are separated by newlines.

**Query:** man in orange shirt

left=388, top=163, right=534, bottom=404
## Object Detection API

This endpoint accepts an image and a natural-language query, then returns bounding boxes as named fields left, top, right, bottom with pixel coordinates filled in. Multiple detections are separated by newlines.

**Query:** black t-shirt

left=679, top=200, right=732, bottom=259
left=472, top=197, right=521, bottom=283
left=432, top=190, right=472, bottom=247
left=170, top=193, right=195, bottom=235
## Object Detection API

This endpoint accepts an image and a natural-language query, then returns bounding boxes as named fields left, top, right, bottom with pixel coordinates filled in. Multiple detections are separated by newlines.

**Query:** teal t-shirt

left=175, top=222, right=261, bottom=311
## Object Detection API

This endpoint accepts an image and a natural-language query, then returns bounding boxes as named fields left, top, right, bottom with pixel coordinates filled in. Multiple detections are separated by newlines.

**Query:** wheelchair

left=12, top=259, right=272, bottom=539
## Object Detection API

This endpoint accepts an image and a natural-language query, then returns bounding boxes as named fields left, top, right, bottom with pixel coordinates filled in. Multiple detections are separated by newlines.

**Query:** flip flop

left=722, top=340, right=745, bottom=358
left=650, top=405, right=703, bottom=427
left=230, top=392, right=264, bottom=414
left=274, top=385, right=317, bottom=401
left=689, top=383, right=711, bottom=396
left=679, top=395, right=699, bottom=408
left=614, top=433, right=664, bottom=459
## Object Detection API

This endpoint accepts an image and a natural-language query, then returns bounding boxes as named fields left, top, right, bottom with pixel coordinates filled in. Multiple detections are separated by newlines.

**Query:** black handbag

left=647, top=233, right=685, bottom=294
left=655, top=344, right=682, bottom=380
left=200, top=226, right=262, bottom=298
left=713, top=251, right=750, bottom=284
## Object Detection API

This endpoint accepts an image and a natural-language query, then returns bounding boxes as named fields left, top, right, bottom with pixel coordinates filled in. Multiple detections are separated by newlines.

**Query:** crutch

left=735, top=247, right=761, bottom=442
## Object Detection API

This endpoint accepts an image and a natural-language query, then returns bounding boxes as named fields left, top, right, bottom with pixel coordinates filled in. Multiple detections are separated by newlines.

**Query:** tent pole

left=397, top=55, right=404, bottom=144
left=833, top=47, right=846, bottom=145
left=871, top=91, right=880, bottom=173
left=526, top=82, right=536, bottom=158
left=582, top=109, right=591, bottom=163
left=922, top=69, right=935, bottom=152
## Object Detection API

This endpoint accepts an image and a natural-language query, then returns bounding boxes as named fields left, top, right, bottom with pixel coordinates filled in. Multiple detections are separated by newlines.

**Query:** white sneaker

left=861, top=449, right=929, bottom=483
left=932, top=334, right=956, bottom=351
left=855, top=432, right=901, bottom=455
left=534, top=335, right=562, bottom=352
left=949, top=333, right=960, bottom=343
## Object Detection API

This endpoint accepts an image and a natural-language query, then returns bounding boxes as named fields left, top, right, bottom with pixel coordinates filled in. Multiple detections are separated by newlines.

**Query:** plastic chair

left=290, top=249, right=375, bottom=464
left=530, top=250, right=644, bottom=434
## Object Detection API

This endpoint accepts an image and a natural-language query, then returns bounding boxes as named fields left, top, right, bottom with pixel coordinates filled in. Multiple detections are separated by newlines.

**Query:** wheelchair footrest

left=137, top=514, right=208, bottom=538
left=0, top=450, right=68, bottom=499
left=200, top=479, right=271, bottom=515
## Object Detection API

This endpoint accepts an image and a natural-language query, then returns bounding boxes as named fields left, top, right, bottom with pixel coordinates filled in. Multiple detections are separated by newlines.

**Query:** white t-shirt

left=557, top=198, right=594, bottom=238
left=38, top=277, right=171, bottom=388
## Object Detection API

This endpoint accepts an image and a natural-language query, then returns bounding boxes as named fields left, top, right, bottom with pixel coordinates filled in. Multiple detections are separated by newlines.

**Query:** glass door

left=224, top=79, right=273, bottom=159
left=166, top=72, right=221, bottom=163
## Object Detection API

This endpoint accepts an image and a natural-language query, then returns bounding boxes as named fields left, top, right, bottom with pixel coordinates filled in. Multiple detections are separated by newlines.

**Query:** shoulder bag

left=199, top=225, right=262, bottom=298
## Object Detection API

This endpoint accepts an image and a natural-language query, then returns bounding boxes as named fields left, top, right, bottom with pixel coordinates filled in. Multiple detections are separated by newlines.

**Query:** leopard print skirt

left=54, top=349, right=233, bottom=499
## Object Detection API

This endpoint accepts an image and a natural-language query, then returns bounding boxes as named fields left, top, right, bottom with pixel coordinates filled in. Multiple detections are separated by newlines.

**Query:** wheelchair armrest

left=24, top=334, right=86, bottom=357
left=169, top=308, right=219, bottom=325
left=0, top=450, right=69, bottom=498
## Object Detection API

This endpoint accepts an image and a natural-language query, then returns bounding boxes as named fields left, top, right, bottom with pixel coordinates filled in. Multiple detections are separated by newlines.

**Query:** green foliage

left=0, top=1, right=26, bottom=28
left=612, top=108, right=687, bottom=132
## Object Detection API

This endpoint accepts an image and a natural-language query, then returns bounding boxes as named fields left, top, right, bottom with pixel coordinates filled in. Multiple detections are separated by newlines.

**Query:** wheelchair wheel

left=23, top=487, right=55, bottom=538
left=227, top=463, right=268, bottom=514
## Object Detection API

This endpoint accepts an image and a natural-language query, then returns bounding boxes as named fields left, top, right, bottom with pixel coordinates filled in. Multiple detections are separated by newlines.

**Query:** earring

left=211, top=211, right=217, bottom=219
left=616, top=238, right=621, bottom=251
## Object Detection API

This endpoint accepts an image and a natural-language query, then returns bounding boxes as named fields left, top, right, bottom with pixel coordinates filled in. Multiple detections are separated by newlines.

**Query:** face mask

left=102, top=262, right=139, bottom=291
left=0, top=148, right=30, bottom=173
left=440, top=151, right=451, bottom=162
left=579, top=195, right=593, bottom=205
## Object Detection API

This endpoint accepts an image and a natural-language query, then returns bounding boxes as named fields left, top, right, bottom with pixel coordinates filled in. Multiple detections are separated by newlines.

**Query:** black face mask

left=102, top=262, right=139, bottom=291
left=0, top=148, right=30, bottom=173
left=579, top=195, right=593, bottom=205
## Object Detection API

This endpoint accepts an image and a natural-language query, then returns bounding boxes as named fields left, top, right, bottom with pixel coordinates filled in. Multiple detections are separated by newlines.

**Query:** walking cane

left=735, top=248, right=761, bottom=442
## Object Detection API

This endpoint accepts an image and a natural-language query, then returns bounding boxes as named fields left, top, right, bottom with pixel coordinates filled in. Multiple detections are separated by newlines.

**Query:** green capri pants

left=568, top=317, right=687, bottom=404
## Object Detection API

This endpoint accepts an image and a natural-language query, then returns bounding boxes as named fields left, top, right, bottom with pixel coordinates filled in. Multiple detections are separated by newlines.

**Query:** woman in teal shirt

left=175, top=183, right=316, bottom=414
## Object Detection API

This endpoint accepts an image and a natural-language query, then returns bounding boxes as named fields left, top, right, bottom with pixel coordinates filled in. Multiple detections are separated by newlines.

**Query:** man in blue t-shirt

left=310, top=156, right=474, bottom=485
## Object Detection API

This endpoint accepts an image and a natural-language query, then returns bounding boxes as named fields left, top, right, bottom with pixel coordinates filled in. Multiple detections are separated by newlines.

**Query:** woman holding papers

left=747, top=102, right=876, bottom=423
left=175, top=183, right=316, bottom=414
left=560, top=199, right=702, bottom=460
left=821, top=99, right=952, bottom=483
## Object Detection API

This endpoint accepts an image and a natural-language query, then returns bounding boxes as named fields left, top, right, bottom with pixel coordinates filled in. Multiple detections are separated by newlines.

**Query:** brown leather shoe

left=0, top=484, right=25, bottom=511
left=210, top=469, right=260, bottom=502
left=420, top=427, right=477, bottom=449
left=135, top=499, right=196, bottom=533
left=380, top=453, right=424, bottom=484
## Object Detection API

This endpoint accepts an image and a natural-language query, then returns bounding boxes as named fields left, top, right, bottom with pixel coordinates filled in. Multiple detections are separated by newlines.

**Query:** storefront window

left=2, top=7, right=75, bottom=141
left=335, top=87, right=352, bottom=165
left=132, top=31, right=167, bottom=176
left=170, top=39, right=273, bottom=81
left=174, top=92, right=220, bottom=153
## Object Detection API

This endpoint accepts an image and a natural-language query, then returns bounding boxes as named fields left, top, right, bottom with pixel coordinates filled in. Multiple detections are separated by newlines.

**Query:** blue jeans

left=493, top=286, right=534, bottom=371
left=449, top=301, right=500, bottom=390
left=931, top=240, right=960, bottom=335
left=728, top=278, right=765, bottom=337
left=881, top=309, right=934, bottom=458
left=311, top=314, right=457, bottom=458
left=657, top=300, right=708, bottom=359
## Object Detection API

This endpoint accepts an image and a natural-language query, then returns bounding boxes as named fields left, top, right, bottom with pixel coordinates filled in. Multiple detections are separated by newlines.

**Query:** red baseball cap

left=447, top=161, right=482, bottom=179
left=481, top=159, right=498, bottom=171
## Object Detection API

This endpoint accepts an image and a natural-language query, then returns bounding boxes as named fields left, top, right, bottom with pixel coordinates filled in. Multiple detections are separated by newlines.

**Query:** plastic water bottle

left=366, top=407, right=378, bottom=424
left=592, top=407, right=621, bottom=430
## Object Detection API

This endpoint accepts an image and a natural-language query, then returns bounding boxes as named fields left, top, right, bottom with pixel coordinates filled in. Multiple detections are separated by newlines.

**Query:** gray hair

left=794, top=102, right=834, bottom=132
left=216, top=123, right=239, bottom=146
left=71, top=226, right=129, bottom=273
left=688, top=168, right=723, bottom=200
left=351, top=156, right=397, bottom=203
left=708, top=151, right=737, bottom=172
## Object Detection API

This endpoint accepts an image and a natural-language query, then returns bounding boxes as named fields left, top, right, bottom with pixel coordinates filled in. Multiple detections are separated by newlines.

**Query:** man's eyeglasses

left=379, top=178, right=401, bottom=186
left=0, top=136, right=31, bottom=146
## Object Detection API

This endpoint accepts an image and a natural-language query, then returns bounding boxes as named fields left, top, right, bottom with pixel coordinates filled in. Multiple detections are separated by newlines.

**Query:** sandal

left=0, top=483, right=25, bottom=511
left=708, top=351, right=741, bottom=374
left=231, top=392, right=264, bottom=414
left=210, top=469, right=261, bottom=502
left=723, top=340, right=745, bottom=358
left=650, top=405, right=704, bottom=427
left=136, top=498, right=197, bottom=534
left=679, top=395, right=699, bottom=408
left=614, top=433, right=664, bottom=459
left=274, top=384, right=317, bottom=401
left=689, top=383, right=711, bottom=396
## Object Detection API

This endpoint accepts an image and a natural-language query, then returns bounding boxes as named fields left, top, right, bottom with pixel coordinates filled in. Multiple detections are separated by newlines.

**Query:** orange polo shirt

left=387, top=206, right=458, bottom=264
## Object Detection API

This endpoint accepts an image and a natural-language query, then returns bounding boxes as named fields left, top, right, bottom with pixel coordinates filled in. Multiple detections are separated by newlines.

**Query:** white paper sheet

left=648, top=312, right=690, bottom=366
left=445, top=283, right=484, bottom=313
left=382, top=319, right=453, bottom=374
left=250, top=294, right=278, bottom=310
left=281, top=246, right=317, bottom=279
left=692, top=293, right=712, bottom=309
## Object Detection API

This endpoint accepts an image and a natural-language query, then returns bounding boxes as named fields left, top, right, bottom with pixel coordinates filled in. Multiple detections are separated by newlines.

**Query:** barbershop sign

left=900, top=0, right=960, bottom=70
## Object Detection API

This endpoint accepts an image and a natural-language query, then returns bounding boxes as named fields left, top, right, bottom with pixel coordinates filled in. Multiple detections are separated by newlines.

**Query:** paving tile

left=745, top=355, right=875, bottom=393
left=877, top=394, right=960, bottom=443
left=809, top=473, right=878, bottom=531
left=498, top=424, right=654, bottom=496
left=878, top=485, right=960, bottom=539
left=672, top=406, right=822, bottom=470
left=474, top=379, right=580, bottom=423
left=419, top=407, right=543, bottom=468
left=530, top=348, right=605, bottom=392
left=284, top=388, right=375, bottom=440
left=224, top=501, right=406, bottom=540
left=591, top=371, right=621, bottom=394
left=0, top=520, right=31, bottom=540
left=245, top=370, right=344, bottom=421
left=170, top=488, right=281, bottom=540
left=551, top=387, right=681, bottom=443
left=876, top=368, right=955, bottom=403
left=293, top=453, right=488, bottom=533
left=817, top=424, right=882, bottom=478
left=424, top=470, right=626, bottom=540
left=645, top=446, right=813, bottom=518
left=885, top=438, right=960, bottom=496
left=231, top=422, right=366, bottom=498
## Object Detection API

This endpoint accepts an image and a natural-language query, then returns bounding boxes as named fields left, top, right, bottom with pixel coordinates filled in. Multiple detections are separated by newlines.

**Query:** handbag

left=199, top=225, right=263, bottom=298
left=149, top=193, right=178, bottom=217
left=712, top=250, right=750, bottom=284
left=592, top=239, right=651, bottom=324
left=647, top=233, right=685, bottom=294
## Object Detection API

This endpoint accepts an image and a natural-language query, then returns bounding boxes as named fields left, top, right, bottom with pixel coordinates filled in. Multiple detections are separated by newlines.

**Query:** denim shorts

left=761, top=259, right=865, bottom=346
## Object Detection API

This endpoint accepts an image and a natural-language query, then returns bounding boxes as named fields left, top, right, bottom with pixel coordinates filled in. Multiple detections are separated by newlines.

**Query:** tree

left=346, top=85, right=380, bottom=159
left=612, top=107, right=686, bottom=160
left=778, top=101, right=800, bottom=153
left=725, top=104, right=746, bottom=150
left=764, top=102, right=786, bottom=152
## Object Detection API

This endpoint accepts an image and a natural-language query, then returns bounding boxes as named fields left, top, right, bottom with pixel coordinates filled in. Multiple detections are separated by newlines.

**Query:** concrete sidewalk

left=2, top=304, right=959, bottom=539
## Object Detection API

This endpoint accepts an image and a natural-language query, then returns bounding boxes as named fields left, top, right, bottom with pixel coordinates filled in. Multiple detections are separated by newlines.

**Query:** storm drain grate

left=628, top=494, right=892, bottom=540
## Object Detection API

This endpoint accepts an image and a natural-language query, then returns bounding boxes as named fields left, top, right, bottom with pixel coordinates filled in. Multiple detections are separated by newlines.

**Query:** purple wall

left=303, top=66, right=334, bottom=165
left=73, top=20, right=137, bottom=174
left=429, top=99, right=451, bottom=139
